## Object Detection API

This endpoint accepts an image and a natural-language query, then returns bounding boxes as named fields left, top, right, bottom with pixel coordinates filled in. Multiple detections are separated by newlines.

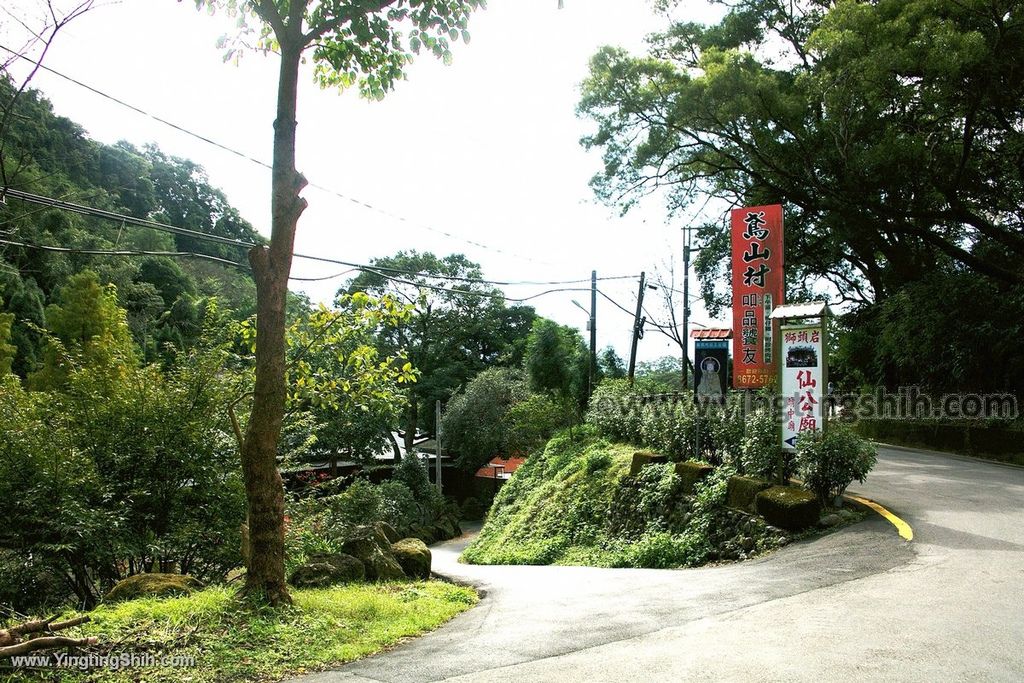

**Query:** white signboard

left=781, top=324, right=825, bottom=451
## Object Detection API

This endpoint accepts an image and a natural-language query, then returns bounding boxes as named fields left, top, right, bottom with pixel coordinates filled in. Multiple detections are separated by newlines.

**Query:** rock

left=376, top=521, right=401, bottom=544
left=341, top=525, right=391, bottom=561
left=741, top=536, right=755, bottom=551
left=820, top=513, right=842, bottom=527
left=837, top=509, right=857, bottom=522
left=391, top=538, right=432, bottom=579
left=104, top=573, right=203, bottom=603
left=364, top=548, right=406, bottom=581
left=412, top=525, right=438, bottom=545
left=289, top=553, right=365, bottom=588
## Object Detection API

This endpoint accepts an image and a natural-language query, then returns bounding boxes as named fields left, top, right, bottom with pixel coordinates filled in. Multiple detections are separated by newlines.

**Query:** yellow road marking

left=844, top=493, right=914, bottom=541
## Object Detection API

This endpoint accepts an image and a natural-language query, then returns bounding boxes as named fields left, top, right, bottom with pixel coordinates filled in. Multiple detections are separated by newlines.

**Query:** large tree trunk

left=240, top=41, right=307, bottom=606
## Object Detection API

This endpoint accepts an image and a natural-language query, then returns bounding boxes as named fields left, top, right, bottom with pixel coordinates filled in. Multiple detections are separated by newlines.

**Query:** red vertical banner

left=731, top=204, right=784, bottom=389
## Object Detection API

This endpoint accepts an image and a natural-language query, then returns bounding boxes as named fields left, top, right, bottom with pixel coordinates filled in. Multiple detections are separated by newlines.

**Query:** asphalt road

left=295, top=445, right=1024, bottom=682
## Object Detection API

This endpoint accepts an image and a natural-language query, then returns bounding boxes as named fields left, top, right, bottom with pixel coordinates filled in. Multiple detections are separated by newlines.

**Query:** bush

left=795, top=423, right=878, bottom=505
left=460, top=497, right=486, bottom=521
left=740, top=407, right=786, bottom=480
left=755, top=486, right=821, bottom=531
left=439, top=368, right=530, bottom=472
left=586, top=378, right=645, bottom=443
left=726, top=475, right=772, bottom=512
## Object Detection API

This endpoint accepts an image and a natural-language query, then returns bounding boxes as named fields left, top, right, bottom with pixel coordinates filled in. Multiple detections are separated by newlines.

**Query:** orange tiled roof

left=475, top=456, right=527, bottom=479
left=690, top=328, right=732, bottom=339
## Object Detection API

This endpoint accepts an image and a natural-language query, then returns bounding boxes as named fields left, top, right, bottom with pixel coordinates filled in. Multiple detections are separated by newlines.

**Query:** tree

left=578, top=0, right=1024, bottom=308
left=280, top=292, right=417, bottom=469
left=525, top=318, right=588, bottom=414
left=439, top=368, right=529, bottom=471
left=345, top=251, right=536, bottom=452
left=0, top=298, right=15, bottom=375
left=597, top=345, right=626, bottom=380
left=194, top=0, right=484, bottom=604
left=30, top=270, right=138, bottom=389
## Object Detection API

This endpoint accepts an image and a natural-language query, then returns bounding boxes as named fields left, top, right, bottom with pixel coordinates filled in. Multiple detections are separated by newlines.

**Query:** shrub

left=700, top=403, right=745, bottom=467
left=460, top=497, right=486, bottom=521
left=794, top=423, right=878, bottom=505
left=726, top=475, right=772, bottom=512
left=440, top=368, right=530, bottom=472
left=755, top=486, right=821, bottom=531
left=586, top=378, right=644, bottom=442
left=741, top=407, right=786, bottom=480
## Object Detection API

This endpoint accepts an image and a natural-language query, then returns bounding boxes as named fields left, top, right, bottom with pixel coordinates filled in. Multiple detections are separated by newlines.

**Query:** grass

left=4, top=581, right=477, bottom=682
left=461, top=429, right=660, bottom=567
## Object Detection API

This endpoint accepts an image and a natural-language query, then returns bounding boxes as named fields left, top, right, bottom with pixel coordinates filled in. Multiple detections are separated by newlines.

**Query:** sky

left=3, top=0, right=727, bottom=365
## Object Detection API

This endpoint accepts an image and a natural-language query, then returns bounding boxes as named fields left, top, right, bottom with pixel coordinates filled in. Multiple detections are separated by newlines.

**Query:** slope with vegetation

left=464, top=380, right=877, bottom=569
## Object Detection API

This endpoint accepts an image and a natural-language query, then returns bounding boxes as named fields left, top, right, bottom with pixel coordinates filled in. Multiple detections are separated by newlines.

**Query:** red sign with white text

left=731, top=204, right=784, bottom=389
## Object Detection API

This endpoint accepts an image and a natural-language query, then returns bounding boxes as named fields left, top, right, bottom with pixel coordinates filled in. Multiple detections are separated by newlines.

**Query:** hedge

left=726, top=475, right=772, bottom=512
left=853, top=419, right=1024, bottom=466
left=754, top=486, right=820, bottom=531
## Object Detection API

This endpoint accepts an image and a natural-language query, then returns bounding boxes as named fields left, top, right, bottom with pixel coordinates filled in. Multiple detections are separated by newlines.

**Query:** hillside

left=462, top=429, right=792, bottom=569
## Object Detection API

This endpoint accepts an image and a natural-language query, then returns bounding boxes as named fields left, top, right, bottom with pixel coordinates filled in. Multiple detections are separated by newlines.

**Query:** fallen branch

left=0, top=614, right=94, bottom=657
left=0, top=636, right=99, bottom=658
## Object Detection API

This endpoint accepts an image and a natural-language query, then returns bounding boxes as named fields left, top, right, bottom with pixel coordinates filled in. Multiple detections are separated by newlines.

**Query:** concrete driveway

left=295, top=446, right=1024, bottom=681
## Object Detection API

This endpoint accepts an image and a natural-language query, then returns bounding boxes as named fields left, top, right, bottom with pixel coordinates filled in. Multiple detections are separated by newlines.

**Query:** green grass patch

left=4, top=582, right=477, bottom=682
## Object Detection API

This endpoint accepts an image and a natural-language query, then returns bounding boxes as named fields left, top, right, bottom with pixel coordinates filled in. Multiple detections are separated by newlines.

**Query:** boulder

left=376, top=521, right=401, bottom=544
left=289, top=553, right=365, bottom=588
left=391, top=538, right=432, bottom=579
left=104, top=573, right=203, bottom=603
left=341, top=525, right=391, bottom=561
left=363, top=548, right=406, bottom=581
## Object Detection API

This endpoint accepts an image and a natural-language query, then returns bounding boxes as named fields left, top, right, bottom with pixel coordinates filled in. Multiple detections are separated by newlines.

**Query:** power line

left=0, top=45, right=553, bottom=266
left=3, top=187, right=259, bottom=250
left=3, top=187, right=638, bottom=289
left=0, top=237, right=248, bottom=268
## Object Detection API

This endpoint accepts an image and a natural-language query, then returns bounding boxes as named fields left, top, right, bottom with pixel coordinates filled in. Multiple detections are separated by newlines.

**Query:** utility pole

left=628, top=271, right=647, bottom=383
left=435, top=399, right=443, bottom=495
left=682, top=226, right=692, bottom=390
left=589, top=270, right=597, bottom=393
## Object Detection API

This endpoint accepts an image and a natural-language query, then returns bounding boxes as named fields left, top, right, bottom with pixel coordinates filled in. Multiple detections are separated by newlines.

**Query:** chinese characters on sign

left=781, top=325, right=825, bottom=451
left=731, top=205, right=784, bottom=388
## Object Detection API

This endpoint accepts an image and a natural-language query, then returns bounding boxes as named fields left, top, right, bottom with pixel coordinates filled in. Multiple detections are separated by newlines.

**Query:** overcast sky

left=4, top=0, right=727, bottom=365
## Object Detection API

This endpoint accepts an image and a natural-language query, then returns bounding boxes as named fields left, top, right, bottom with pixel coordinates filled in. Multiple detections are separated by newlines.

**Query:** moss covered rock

left=675, top=461, right=714, bottom=494
left=727, top=475, right=772, bottom=512
left=289, top=553, right=365, bottom=588
left=104, top=573, right=203, bottom=603
left=364, top=548, right=406, bottom=581
left=391, top=538, right=432, bottom=579
left=376, top=521, right=401, bottom=544
left=630, top=451, right=667, bottom=476
left=755, top=486, right=821, bottom=531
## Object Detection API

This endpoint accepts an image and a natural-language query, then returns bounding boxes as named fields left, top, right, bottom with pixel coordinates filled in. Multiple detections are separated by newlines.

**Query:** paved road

left=297, top=446, right=1024, bottom=682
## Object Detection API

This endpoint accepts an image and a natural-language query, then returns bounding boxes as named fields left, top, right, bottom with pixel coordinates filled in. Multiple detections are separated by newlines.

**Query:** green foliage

left=504, top=393, right=570, bottom=455
left=795, top=423, right=878, bottom=505
left=741, top=407, right=785, bottom=479
left=0, top=307, right=247, bottom=610
left=597, top=345, right=626, bottom=380
left=343, top=251, right=536, bottom=440
left=439, top=367, right=529, bottom=471
left=578, top=0, right=1024, bottom=395
left=463, top=432, right=747, bottom=569
left=674, top=461, right=713, bottom=495
left=285, top=461, right=447, bottom=573
left=277, top=292, right=416, bottom=462
left=525, top=318, right=586, bottom=399
left=6, top=583, right=476, bottom=683
left=30, top=270, right=138, bottom=388
left=0, top=298, right=14, bottom=375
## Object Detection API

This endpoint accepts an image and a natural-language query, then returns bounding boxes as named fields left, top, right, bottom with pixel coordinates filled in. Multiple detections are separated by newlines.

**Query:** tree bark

left=239, top=36, right=307, bottom=606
